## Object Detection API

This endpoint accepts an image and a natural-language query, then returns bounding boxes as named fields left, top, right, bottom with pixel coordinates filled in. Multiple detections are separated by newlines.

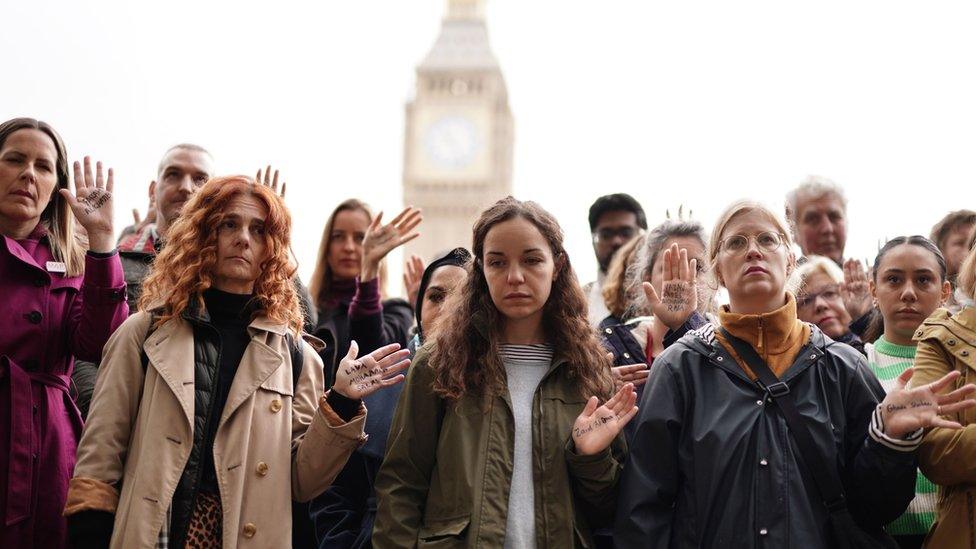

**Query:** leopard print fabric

left=185, top=491, right=223, bottom=548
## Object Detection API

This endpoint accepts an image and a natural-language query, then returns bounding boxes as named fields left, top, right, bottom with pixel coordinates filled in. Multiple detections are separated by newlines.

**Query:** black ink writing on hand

left=573, top=414, right=616, bottom=438
left=82, top=190, right=110, bottom=215
left=661, top=283, right=690, bottom=313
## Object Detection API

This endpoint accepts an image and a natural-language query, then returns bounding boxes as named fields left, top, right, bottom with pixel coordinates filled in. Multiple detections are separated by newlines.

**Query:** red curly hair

left=139, top=176, right=303, bottom=334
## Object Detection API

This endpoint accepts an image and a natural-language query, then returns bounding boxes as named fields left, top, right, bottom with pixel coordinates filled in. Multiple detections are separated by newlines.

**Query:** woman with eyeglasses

left=795, top=255, right=865, bottom=355
left=615, top=201, right=976, bottom=549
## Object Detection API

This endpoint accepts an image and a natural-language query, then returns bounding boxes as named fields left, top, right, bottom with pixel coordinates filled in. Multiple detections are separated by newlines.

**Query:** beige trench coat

left=64, top=310, right=367, bottom=548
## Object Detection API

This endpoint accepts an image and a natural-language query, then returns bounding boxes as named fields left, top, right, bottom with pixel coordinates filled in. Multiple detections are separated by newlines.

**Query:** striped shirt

left=499, top=344, right=554, bottom=549
left=865, top=337, right=937, bottom=536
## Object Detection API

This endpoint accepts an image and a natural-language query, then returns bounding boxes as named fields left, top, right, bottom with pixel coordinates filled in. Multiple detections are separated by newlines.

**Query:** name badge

left=45, top=261, right=66, bottom=274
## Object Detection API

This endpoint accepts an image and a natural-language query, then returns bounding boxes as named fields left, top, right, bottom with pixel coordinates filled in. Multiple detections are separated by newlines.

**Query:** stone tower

left=403, top=0, right=514, bottom=262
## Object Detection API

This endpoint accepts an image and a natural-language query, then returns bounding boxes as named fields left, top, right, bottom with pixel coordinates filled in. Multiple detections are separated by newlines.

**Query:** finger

left=106, top=167, right=114, bottom=194
left=604, top=383, right=631, bottom=411
left=72, top=161, right=82, bottom=195
left=610, top=385, right=635, bottom=416
left=272, top=169, right=280, bottom=192
left=633, top=377, right=649, bottom=388
left=661, top=248, right=673, bottom=282
left=615, top=364, right=648, bottom=375
left=264, top=165, right=272, bottom=186
left=280, top=181, right=287, bottom=198
left=345, top=340, right=360, bottom=361
left=132, top=208, right=141, bottom=224
left=376, top=348, right=412, bottom=369
left=926, top=370, right=963, bottom=393
left=381, top=359, right=411, bottom=378
left=397, top=209, right=423, bottom=228
left=399, top=218, right=423, bottom=239
left=371, top=211, right=384, bottom=230
left=58, top=189, right=79, bottom=209
left=670, top=244, right=681, bottom=280
left=367, top=342, right=403, bottom=362
left=84, top=156, right=93, bottom=188
left=399, top=232, right=421, bottom=246
left=378, top=374, right=406, bottom=387
left=95, top=161, right=104, bottom=188
left=388, top=206, right=412, bottom=227
left=929, top=417, right=964, bottom=430
left=643, top=281, right=661, bottom=306
left=937, top=399, right=976, bottom=415
left=624, top=370, right=650, bottom=382
left=690, top=257, right=699, bottom=283
left=678, top=247, right=690, bottom=281
left=895, top=367, right=915, bottom=391
left=255, top=168, right=262, bottom=183
left=936, top=384, right=976, bottom=403
left=617, top=405, right=640, bottom=428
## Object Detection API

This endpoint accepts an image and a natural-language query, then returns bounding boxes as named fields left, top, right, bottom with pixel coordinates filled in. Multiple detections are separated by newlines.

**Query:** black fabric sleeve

left=662, top=311, right=708, bottom=348
left=327, top=390, right=363, bottom=423
left=67, top=510, right=115, bottom=549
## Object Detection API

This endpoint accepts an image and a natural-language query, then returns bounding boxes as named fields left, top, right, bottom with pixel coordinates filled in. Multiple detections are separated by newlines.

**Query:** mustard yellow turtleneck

left=715, top=293, right=811, bottom=379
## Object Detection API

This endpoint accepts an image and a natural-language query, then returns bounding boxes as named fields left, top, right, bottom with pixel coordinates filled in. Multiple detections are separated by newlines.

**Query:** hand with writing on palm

left=361, top=207, right=422, bottom=281
left=61, top=157, right=116, bottom=252
left=880, top=368, right=976, bottom=438
left=643, top=243, right=699, bottom=330
left=572, top=383, right=639, bottom=456
left=842, top=258, right=873, bottom=320
left=333, top=341, right=411, bottom=400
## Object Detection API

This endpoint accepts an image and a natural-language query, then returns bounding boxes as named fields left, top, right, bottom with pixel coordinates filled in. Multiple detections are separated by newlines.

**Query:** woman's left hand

left=572, top=383, right=639, bottom=456
left=61, top=157, right=115, bottom=252
left=333, top=341, right=411, bottom=400
left=255, top=165, right=287, bottom=198
left=361, top=206, right=422, bottom=281
left=880, top=368, right=976, bottom=438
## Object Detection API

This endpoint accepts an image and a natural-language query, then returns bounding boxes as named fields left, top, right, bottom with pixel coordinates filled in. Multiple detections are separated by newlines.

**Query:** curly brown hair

left=430, top=196, right=613, bottom=402
left=139, top=176, right=303, bottom=334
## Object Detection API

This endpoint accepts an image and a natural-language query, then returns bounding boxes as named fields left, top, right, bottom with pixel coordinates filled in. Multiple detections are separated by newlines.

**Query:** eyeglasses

left=797, top=284, right=843, bottom=310
left=719, top=231, right=786, bottom=256
left=593, top=226, right=638, bottom=243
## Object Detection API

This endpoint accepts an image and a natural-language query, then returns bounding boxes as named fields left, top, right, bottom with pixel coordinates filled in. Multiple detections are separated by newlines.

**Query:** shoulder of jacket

left=691, top=323, right=717, bottom=346
left=914, top=308, right=960, bottom=341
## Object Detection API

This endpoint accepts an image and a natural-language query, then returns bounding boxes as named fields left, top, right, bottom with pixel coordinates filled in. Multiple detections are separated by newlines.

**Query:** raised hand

left=842, top=258, right=872, bottom=320
left=880, top=368, right=976, bottom=438
left=572, top=383, right=639, bottom=456
left=404, top=254, right=425, bottom=309
left=333, top=341, right=411, bottom=400
left=255, top=165, right=286, bottom=198
left=643, top=243, right=699, bottom=330
left=611, top=363, right=649, bottom=391
left=361, top=206, right=423, bottom=281
left=131, top=189, right=157, bottom=234
left=61, top=157, right=115, bottom=252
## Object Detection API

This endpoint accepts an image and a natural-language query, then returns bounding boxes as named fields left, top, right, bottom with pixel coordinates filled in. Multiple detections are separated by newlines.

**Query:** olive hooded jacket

left=372, top=344, right=625, bottom=548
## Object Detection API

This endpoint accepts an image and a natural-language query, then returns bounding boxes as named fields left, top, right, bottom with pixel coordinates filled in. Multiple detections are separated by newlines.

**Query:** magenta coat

left=0, top=225, right=127, bottom=548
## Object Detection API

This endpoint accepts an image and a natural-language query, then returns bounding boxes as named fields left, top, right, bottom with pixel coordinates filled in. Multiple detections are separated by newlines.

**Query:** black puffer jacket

left=614, top=324, right=917, bottom=548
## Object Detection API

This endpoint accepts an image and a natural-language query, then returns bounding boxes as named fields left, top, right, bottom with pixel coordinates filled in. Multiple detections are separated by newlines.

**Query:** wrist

left=360, top=265, right=380, bottom=282
left=86, top=232, right=114, bottom=253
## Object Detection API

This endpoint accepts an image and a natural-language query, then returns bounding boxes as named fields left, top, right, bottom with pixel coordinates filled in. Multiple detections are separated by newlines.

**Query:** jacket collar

left=718, top=293, right=807, bottom=356
left=179, top=295, right=289, bottom=336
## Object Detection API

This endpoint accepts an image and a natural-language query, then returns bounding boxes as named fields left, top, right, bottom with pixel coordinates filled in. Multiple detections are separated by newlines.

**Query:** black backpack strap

left=719, top=328, right=848, bottom=514
left=140, top=312, right=157, bottom=372
left=286, top=333, right=305, bottom=392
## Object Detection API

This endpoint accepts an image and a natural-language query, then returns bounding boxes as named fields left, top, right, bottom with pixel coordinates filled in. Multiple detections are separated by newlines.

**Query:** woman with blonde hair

left=0, top=117, right=128, bottom=548
left=913, top=240, right=976, bottom=548
left=615, top=200, right=976, bottom=548
left=308, top=199, right=419, bottom=388
left=795, top=255, right=866, bottom=355
left=65, top=176, right=409, bottom=548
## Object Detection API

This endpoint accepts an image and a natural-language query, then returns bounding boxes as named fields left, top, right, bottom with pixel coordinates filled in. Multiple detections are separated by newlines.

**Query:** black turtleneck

left=200, top=288, right=255, bottom=493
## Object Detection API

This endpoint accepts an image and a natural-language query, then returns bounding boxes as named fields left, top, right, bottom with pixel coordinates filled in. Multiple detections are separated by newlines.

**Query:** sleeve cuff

left=326, top=389, right=363, bottom=422
left=869, top=406, right=923, bottom=452
left=82, top=250, right=127, bottom=303
left=349, top=277, right=383, bottom=320
left=86, top=249, right=118, bottom=259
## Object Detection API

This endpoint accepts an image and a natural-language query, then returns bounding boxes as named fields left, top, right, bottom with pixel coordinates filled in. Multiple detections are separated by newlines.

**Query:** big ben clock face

left=424, top=116, right=480, bottom=169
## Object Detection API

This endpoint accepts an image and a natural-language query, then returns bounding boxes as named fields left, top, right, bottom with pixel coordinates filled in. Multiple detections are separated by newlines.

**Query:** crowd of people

left=2, top=115, right=976, bottom=549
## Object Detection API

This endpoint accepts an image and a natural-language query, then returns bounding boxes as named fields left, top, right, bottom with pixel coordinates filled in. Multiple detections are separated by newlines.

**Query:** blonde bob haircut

left=707, top=200, right=800, bottom=294
left=795, top=255, right=844, bottom=291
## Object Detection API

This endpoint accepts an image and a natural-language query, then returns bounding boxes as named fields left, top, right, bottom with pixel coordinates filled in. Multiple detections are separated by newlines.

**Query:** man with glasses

left=584, top=193, right=647, bottom=326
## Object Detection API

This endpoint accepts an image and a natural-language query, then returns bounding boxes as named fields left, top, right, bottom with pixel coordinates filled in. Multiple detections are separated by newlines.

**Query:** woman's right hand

left=612, top=363, right=649, bottom=391
left=333, top=341, right=411, bottom=400
left=361, top=206, right=422, bottom=281
left=644, top=243, right=698, bottom=330
left=842, top=258, right=873, bottom=320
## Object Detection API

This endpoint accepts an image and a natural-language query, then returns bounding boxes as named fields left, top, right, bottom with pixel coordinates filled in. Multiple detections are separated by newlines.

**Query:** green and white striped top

left=865, top=336, right=937, bottom=536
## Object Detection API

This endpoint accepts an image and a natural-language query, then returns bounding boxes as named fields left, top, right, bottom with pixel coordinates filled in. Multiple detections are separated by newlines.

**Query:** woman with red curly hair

left=64, top=176, right=409, bottom=549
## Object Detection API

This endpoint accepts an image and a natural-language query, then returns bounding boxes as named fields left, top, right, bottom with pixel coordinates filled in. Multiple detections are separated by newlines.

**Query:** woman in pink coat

left=0, top=118, right=128, bottom=548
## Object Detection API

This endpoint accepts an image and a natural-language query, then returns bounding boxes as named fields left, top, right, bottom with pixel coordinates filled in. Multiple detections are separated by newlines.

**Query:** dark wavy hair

left=430, top=196, right=613, bottom=402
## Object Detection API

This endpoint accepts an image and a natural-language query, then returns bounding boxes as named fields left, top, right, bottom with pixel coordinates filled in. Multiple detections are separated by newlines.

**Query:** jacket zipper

left=182, top=322, right=223, bottom=544
left=757, top=316, right=764, bottom=354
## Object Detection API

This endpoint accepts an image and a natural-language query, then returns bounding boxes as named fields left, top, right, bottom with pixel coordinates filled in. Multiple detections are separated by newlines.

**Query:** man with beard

left=584, top=193, right=646, bottom=327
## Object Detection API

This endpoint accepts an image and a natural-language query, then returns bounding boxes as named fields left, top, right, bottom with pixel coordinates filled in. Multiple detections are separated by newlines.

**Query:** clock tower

left=403, top=0, right=514, bottom=262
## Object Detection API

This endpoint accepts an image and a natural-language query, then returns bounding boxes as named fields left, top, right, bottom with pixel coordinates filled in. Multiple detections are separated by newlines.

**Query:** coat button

left=759, top=458, right=768, bottom=466
left=756, top=400, right=764, bottom=406
left=270, top=399, right=282, bottom=413
left=759, top=528, right=768, bottom=536
left=623, top=353, right=631, bottom=359
left=256, top=462, right=269, bottom=477
left=26, top=311, right=43, bottom=324
left=948, top=339, right=956, bottom=346
left=916, top=330, right=923, bottom=337
left=605, top=328, right=613, bottom=334
left=717, top=356, right=724, bottom=362
left=962, top=350, right=970, bottom=357
left=242, top=523, right=257, bottom=538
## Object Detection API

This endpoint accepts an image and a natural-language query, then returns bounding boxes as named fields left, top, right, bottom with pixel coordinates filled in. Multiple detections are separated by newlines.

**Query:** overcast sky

left=4, top=0, right=975, bottom=288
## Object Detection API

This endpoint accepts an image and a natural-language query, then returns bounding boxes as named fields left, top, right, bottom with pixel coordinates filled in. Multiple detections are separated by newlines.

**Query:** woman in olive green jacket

left=914, top=241, right=976, bottom=548
left=373, top=197, right=637, bottom=548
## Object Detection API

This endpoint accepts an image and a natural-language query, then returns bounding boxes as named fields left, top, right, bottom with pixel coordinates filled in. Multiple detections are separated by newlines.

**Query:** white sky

left=4, top=1, right=975, bottom=290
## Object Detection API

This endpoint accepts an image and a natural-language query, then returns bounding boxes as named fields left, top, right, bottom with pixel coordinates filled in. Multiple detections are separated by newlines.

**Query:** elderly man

left=785, top=176, right=848, bottom=265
